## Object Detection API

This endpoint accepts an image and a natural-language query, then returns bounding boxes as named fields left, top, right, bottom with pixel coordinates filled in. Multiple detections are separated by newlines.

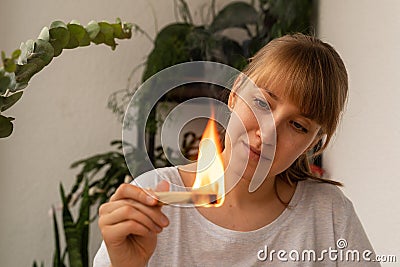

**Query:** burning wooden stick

left=155, top=191, right=218, bottom=206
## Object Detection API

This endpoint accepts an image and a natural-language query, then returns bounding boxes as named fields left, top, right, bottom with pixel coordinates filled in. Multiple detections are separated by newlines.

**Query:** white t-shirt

left=94, top=166, right=380, bottom=266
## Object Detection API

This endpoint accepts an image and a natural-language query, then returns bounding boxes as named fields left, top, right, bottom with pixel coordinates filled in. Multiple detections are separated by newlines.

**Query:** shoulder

left=298, top=179, right=358, bottom=224
left=299, top=180, right=377, bottom=256
left=298, top=179, right=361, bottom=232
left=300, top=179, right=353, bottom=208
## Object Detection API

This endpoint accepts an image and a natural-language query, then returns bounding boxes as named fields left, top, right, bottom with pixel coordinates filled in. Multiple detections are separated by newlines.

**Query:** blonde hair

left=241, top=33, right=348, bottom=193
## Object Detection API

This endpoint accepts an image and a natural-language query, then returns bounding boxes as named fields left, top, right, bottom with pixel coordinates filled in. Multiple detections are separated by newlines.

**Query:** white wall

left=0, top=0, right=231, bottom=266
left=318, top=0, right=400, bottom=264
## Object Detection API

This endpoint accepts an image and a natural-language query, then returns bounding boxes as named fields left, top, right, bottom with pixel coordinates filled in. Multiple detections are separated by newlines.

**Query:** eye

left=290, top=120, right=309, bottom=133
left=253, top=98, right=271, bottom=111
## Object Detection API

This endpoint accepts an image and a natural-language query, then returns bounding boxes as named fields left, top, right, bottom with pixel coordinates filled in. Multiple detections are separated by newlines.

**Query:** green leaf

left=142, top=23, right=192, bottom=81
left=77, top=179, right=90, bottom=267
left=14, top=64, right=35, bottom=84
left=111, top=23, right=124, bottom=39
left=0, top=70, right=11, bottom=94
left=209, top=2, right=258, bottom=33
left=49, top=21, right=70, bottom=57
left=38, top=27, right=50, bottom=41
left=95, top=22, right=116, bottom=49
left=34, top=39, right=55, bottom=65
left=15, top=59, right=44, bottom=83
left=15, top=39, right=54, bottom=85
left=111, top=21, right=132, bottom=39
left=268, top=0, right=313, bottom=35
left=60, top=183, right=83, bottom=267
left=0, top=91, right=23, bottom=112
left=85, top=21, right=100, bottom=40
left=65, top=23, right=90, bottom=49
left=52, top=206, right=62, bottom=267
left=3, top=72, right=17, bottom=92
left=14, top=82, right=27, bottom=91
left=11, top=49, right=21, bottom=59
left=1, top=51, right=17, bottom=73
left=220, top=37, right=247, bottom=70
left=4, top=58, right=16, bottom=72
left=18, top=39, right=35, bottom=65
left=0, top=115, right=14, bottom=138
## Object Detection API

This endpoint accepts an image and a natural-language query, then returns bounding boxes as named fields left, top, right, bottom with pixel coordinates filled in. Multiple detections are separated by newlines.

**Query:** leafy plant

left=142, top=0, right=313, bottom=81
left=138, top=0, right=314, bottom=164
left=32, top=140, right=135, bottom=267
left=0, top=18, right=133, bottom=138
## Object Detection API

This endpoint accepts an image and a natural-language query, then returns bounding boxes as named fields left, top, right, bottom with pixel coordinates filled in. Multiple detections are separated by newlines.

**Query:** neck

left=223, top=167, right=276, bottom=208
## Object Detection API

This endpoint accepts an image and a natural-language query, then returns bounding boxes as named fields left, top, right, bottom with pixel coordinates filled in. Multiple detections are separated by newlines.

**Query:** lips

left=243, top=142, right=272, bottom=161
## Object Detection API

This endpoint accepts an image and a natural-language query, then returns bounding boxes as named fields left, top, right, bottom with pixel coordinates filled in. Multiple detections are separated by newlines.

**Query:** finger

left=110, top=184, right=157, bottom=206
left=101, top=220, right=152, bottom=244
left=99, top=201, right=125, bottom=215
left=99, top=200, right=169, bottom=228
left=155, top=180, right=170, bottom=192
left=99, top=205, right=162, bottom=233
left=99, top=200, right=139, bottom=215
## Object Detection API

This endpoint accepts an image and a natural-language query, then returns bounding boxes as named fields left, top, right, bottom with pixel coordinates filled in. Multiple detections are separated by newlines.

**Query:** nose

left=255, top=117, right=276, bottom=146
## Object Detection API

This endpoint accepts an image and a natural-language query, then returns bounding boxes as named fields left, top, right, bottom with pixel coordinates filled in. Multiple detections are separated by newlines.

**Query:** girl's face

left=224, top=80, right=321, bottom=187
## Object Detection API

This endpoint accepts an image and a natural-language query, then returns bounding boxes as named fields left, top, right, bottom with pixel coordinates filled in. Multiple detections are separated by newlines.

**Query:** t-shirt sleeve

left=334, top=196, right=381, bottom=266
left=93, top=241, right=111, bottom=267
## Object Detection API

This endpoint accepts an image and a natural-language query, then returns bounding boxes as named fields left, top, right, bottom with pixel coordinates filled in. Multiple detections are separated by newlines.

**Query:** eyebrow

left=261, top=87, right=280, bottom=101
left=261, top=88, right=280, bottom=101
left=300, top=112, right=314, bottom=121
left=262, top=87, right=314, bottom=121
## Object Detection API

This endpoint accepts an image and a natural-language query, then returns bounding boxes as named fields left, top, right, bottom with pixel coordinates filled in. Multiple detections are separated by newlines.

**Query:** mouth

left=243, top=142, right=271, bottom=161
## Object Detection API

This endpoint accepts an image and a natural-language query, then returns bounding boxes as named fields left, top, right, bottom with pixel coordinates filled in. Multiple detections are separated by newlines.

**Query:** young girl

left=94, top=34, right=379, bottom=266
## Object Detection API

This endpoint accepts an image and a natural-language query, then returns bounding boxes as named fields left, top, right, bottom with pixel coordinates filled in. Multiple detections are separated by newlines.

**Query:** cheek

left=275, top=140, right=303, bottom=165
left=226, top=107, right=254, bottom=141
left=273, top=133, right=315, bottom=172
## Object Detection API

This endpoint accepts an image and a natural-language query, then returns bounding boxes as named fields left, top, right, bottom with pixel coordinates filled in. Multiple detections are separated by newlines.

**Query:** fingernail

left=155, top=225, right=162, bottom=233
left=160, top=216, right=168, bottom=226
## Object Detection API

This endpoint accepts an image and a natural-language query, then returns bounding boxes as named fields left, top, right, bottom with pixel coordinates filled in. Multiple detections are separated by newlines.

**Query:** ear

left=228, top=90, right=237, bottom=110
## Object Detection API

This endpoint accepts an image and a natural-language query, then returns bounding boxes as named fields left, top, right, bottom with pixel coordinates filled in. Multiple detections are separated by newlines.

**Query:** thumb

left=155, top=180, right=170, bottom=192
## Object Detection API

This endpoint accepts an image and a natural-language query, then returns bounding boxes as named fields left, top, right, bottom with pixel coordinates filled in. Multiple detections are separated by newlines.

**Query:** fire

left=192, top=115, right=225, bottom=207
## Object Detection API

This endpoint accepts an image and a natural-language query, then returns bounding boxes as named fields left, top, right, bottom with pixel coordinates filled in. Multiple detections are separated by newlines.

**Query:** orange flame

left=192, top=115, right=225, bottom=207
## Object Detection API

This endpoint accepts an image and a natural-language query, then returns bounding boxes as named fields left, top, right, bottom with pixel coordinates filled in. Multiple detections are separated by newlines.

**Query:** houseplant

left=0, top=18, right=133, bottom=138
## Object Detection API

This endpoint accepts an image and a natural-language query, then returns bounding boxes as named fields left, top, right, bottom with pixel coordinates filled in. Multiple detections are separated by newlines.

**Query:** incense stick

left=154, top=192, right=218, bottom=206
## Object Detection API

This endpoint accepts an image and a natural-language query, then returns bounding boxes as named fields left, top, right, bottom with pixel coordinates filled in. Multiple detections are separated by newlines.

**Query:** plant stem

left=211, top=0, right=216, bottom=19
left=146, top=1, right=159, bottom=34
left=134, top=24, right=154, bottom=43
